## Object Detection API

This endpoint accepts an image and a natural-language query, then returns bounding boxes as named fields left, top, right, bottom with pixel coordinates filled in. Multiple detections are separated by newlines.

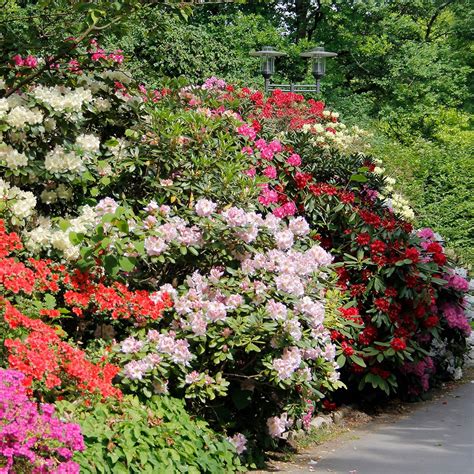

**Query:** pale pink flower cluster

left=202, top=76, right=227, bottom=90
left=227, top=433, right=247, bottom=454
left=272, top=347, right=302, bottom=380
left=95, top=197, right=119, bottom=216
left=144, top=216, right=203, bottom=257
left=148, top=331, right=193, bottom=365
left=284, top=319, right=302, bottom=341
left=122, top=354, right=162, bottom=380
left=267, top=412, right=292, bottom=439
left=144, top=235, right=167, bottom=256
left=266, top=300, right=288, bottom=321
left=165, top=270, right=240, bottom=335
left=289, top=216, right=310, bottom=236
left=221, top=206, right=250, bottom=227
left=195, top=198, right=217, bottom=217
left=185, top=371, right=201, bottom=384
left=274, top=229, right=294, bottom=250
left=120, top=336, right=144, bottom=354
left=297, top=297, right=325, bottom=327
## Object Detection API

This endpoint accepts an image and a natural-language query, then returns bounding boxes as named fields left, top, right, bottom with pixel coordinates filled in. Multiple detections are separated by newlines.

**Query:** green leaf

left=69, top=232, right=84, bottom=245
left=119, top=256, right=136, bottom=272
left=350, top=174, right=368, bottom=183
left=350, top=354, right=366, bottom=367
left=336, top=353, right=346, bottom=368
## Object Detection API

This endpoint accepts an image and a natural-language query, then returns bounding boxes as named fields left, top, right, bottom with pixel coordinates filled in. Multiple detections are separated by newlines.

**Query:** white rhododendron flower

left=6, top=106, right=43, bottom=128
left=75, top=134, right=101, bottom=153
left=32, top=85, right=93, bottom=112
left=44, top=145, right=83, bottom=173
left=0, top=143, right=28, bottom=169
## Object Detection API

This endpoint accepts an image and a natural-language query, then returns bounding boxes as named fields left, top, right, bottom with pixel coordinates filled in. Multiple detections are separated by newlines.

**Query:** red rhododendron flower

left=390, top=338, right=407, bottom=351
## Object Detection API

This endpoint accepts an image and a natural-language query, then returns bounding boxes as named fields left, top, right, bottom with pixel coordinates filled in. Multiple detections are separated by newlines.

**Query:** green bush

left=58, top=395, right=243, bottom=473
left=371, top=114, right=474, bottom=266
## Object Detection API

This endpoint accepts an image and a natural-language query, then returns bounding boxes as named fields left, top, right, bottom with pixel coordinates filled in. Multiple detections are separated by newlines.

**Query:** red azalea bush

left=0, top=220, right=171, bottom=400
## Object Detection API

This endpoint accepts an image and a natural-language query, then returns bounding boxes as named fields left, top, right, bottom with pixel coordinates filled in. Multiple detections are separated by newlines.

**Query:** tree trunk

left=295, top=0, right=310, bottom=41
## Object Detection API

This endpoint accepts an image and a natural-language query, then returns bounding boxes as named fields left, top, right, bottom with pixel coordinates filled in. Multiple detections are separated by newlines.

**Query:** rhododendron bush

left=1, top=47, right=472, bottom=469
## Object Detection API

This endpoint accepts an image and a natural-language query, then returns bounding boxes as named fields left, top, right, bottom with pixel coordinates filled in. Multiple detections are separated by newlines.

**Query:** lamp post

left=250, top=45, right=337, bottom=94
left=300, top=46, right=338, bottom=93
left=250, top=46, right=287, bottom=93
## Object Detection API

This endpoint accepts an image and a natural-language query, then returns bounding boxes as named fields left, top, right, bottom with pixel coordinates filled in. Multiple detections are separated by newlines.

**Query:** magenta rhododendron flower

left=0, top=369, right=84, bottom=472
left=263, top=165, right=277, bottom=179
left=287, top=153, right=302, bottom=166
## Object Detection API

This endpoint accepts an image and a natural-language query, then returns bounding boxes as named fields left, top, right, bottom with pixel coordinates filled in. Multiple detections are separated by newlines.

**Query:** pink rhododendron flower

left=195, top=198, right=217, bottom=217
left=236, top=124, right=256, bottom=141
left=260, top=145, right=275, bottom=160
left=441, top=302, right=471, bottom=335
left=417, top=228, right=435, bottom=240
left=259, top=187, right=279, bottom=206
left=269, top=140, right=283, bottom=153
left=24, top=55, right=38, bottom=68
left=263, top=166, right=277, bottom=179
left=287, top=153, right=302, bottom=166
left=227, top=433, right=247, bottom=454
left=108, top=50, right=124, bottom=63
left=12, top=54, right=24, bottom=66
left=446, top=273, right=469, bottom=292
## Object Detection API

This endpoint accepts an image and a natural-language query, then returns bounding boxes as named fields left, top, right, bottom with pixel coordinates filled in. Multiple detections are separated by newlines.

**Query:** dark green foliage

left=57, top=396, right=244, bottom=473
left=372, top=115, right=474, bottom=265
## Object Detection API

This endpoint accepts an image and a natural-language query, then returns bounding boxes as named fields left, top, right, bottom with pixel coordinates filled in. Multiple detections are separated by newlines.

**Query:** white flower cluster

left=75, top=134, right=101, bottom=154
left=25, top=205, right=100, bottom=260
left=32, top=85, right=93, bottom=113
left=302, top=120, right=371, bottom=153
left=4, top=105, right=43, bottom=129
left=0, top=143, right=28, bottom=169
left=0, top=178, right=36, bottom=220
left=44, top=145, right=83, bottom=174
left=373, top=159, right=416, bottom=221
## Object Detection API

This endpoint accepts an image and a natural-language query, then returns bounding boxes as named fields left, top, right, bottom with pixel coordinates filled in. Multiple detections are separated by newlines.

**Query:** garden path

left=307, top=380, right=474, bottom=474
left=258, top=343, right=474, bottom=474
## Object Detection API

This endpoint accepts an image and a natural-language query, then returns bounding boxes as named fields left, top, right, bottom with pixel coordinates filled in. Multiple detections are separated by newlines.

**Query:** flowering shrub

left=0, top=219, right=173, bottom=399
left=102, top=203, right=344, bottom=445
left=0, top=369, right=84, bottom=473
left=178, top=85, right=471, bottom=398
left=1, top=50, right=472, bottom=466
